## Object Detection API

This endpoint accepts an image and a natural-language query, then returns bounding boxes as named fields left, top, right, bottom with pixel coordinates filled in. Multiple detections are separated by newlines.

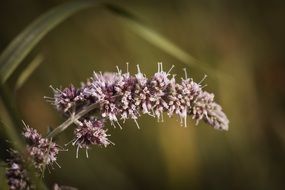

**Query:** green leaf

left=105, top=4, right=198, bottom=65
left=0, top=0, right=223, bottom=85
left=104, top=4, right=221, bottom=77
left=0, top=1, right=98, bottom=84
left=15, top=54, right=44, bottom=90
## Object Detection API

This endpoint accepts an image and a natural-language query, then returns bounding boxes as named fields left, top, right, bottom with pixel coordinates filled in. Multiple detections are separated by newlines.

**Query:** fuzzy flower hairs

left=5, top=123, right=61, bottom=190
left=46, top=63, right=229, bottom=154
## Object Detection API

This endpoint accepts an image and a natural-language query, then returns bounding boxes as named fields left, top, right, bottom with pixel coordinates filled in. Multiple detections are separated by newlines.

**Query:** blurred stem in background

left=0, top=84, right=23, bottom=150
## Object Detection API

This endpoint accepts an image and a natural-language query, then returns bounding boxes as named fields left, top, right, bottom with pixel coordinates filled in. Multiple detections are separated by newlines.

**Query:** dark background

left=0, top=0, right=285, bottom=189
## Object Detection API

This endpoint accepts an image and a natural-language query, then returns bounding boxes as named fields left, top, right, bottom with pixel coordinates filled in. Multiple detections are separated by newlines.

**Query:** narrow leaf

left=0, top=0, right=224, bottom=85
left=15, top=54, right=44, bottom=90
left=105, top=4, right=221, bottom=77
left=0, top=1, right=98, bottom=84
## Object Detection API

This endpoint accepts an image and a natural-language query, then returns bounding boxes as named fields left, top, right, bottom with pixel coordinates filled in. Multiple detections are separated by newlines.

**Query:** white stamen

left=159, top=62, right=163, bottom=71
left=201, top=84, right=208, bottom=89
left=199, top=74, right=207, bottom=85
left=43, top=96, right=54, bottom=100
left=76, top=146, right=79, bottom=158
left=137, top=64, right=141, bottom=73
left=109, top=140, right=115, bottom=145
left=167, top=65, right=175, bottom=75
left=116, top=121, right=123, bottom=130
left=22, top=120, right=28, bottom=129
left=72, top=137, right=80, bottom=146
left=55, top=161, right=61, bottom=168
left=65, top=138, right=74, bottom=146
left=116, top=65, right=121, bottom=74
left=183, top=68, right=188, bottom=79
left=126, top=62, right=129, bottom=73
left=134, top=119, right=140, bottom=129
left=85, top=149, right=89, bottom=158
left=49, top=85, right=57, bottom=92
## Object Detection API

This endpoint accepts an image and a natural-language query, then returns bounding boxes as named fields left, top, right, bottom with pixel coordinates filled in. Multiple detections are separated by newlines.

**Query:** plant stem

left=0, top=84, right=24, bottom=150
left=47, top=102, right=99, bottom=138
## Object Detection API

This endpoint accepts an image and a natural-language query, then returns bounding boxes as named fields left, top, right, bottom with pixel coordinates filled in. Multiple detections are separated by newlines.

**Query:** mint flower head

left=191, top=91, right=229, bottom=130
left=72, top=119, right=113, bottom=158
left=48, top=63, right=229, bottom=156
left=46, top=85, right=83, bottom=113
left=22, top=124, right=60, bottom=171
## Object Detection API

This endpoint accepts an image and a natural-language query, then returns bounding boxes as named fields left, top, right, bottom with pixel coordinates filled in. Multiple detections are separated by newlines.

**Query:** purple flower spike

left=47, top=85, right=83, bottom=113
left=23, top=126, right=42, bottom=146
left=191, top=91, right=229, bottom=130
left=44, top=63, right=230, bottom=158
left=22, top=124, right=60, bottom=171
left=72, top=119, right=113, bottom=158
left=48, top=62, right=229, bottom=138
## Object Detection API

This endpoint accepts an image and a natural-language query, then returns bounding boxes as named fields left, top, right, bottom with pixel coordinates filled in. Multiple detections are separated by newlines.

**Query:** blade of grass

left=0, top=1, right=225, bottom=86
left=0, top=1, right=98, bottom=84
left=0, top=85, right=24, bottom=151
left=105, top=4, right=198, bottom=65
left=104, top=4, right=223, bottom=78
left=15, top=54, right=44, bottom=90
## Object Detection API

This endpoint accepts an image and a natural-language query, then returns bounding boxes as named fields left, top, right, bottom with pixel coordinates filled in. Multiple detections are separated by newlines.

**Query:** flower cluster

left=191, top=91, right=229, bottom=130
left=23, top=124, right=60, bottom=171
left=5, top=150, right=76, bottom=190
left=72, top=119, right=113, bottom=158
left=46, top=85, right=84, bottom=114
left=51, top=63, right=228, bottom=128
left=5, top=150, right=33, bottom=190
left=47, top=63, right=229, bottom=155
left=5, top=124, right=62, bottom=189
left=6, top=63, right=229, bottom=189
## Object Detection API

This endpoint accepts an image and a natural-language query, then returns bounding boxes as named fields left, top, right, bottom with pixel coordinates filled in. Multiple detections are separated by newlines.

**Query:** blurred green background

left=0, top=0, right=285, bottom=189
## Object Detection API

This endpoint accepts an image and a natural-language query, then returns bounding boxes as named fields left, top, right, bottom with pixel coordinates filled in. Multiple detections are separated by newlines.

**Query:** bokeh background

left=0, top=0, right=285, bottom=189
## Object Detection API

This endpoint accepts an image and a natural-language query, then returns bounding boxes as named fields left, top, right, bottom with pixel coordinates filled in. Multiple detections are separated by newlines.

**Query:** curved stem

left=47, top=102, right=99, bottom=138
left=0, top=84, right=24, bottom=151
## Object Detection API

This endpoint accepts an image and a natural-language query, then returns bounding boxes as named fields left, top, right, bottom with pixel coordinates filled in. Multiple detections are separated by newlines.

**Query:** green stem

left=47, top=102, right=99, bottom=138
left=0, top=84, right=24, bottom=150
